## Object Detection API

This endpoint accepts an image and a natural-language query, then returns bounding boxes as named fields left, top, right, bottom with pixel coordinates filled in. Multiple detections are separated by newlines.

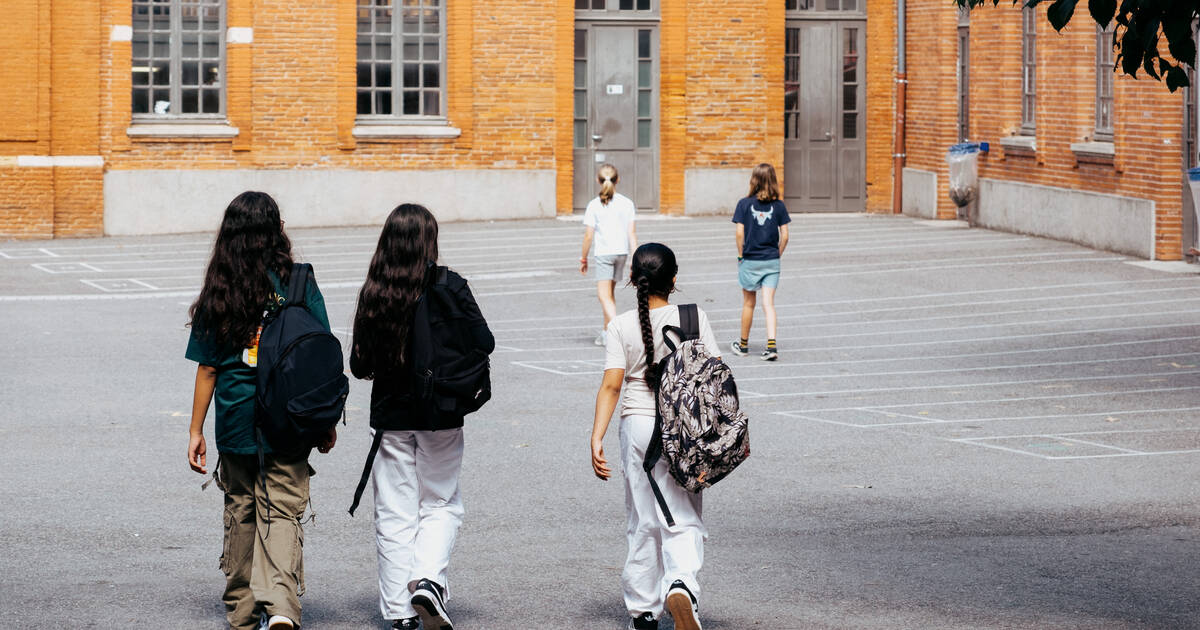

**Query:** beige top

left=604, top=304, right=722, bottom=418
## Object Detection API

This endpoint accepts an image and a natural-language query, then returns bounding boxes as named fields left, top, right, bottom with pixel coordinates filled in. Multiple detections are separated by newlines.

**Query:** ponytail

left=597, top=163, right=618, bottom=205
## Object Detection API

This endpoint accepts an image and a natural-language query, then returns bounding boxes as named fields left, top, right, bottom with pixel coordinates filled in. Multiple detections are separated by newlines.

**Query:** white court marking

left=770, top=385, right=1200, bottom=415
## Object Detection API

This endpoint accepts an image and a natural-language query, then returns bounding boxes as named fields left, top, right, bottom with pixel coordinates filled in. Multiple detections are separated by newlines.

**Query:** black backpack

left=348, top=266, right=491, bottom=515
left=255, top=263, right=350, bottom=455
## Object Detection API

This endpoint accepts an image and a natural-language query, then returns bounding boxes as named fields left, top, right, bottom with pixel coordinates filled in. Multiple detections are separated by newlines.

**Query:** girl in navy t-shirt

left=730, top=163, right=790, bottom=361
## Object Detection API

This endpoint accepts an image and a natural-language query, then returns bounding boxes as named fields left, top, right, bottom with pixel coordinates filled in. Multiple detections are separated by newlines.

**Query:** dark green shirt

left=185, top=271, right=331, bottom=455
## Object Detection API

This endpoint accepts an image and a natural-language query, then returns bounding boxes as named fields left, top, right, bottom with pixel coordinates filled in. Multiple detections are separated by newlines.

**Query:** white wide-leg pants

left=619, top=414, right=706, bottom=618
left=371, top=428, right=465, bottom=620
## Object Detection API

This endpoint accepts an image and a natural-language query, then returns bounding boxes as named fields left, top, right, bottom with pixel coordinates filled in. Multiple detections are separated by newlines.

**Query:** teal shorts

left=738, top=258, right=781, bottom=291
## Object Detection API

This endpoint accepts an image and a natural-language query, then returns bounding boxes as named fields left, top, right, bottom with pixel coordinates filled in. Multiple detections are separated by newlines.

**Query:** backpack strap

left=287, top=263, right=312, bottom=306
left=661, top=304, right=700, bottom=353
left=643, top=404, right=677, bottom=527
left=348, top=428, right=385, bottom=516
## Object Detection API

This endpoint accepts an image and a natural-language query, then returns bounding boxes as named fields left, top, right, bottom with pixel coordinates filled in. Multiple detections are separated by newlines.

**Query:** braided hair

left=631, top=243, right=678, bottom=390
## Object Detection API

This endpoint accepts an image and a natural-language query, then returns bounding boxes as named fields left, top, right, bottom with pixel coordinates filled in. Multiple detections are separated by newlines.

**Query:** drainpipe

left=892, top=0, right=907, bottom=214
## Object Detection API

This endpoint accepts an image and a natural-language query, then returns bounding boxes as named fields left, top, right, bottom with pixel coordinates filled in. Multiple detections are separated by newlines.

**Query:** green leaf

left=1166, top=65, right=1190, bottom=92
left=1087, top=0, right=1116, bottom=29
left=1046, top=0, right=1078, bottom=30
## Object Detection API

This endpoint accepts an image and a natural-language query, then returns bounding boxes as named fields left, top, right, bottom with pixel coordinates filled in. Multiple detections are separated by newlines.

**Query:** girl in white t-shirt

left=589, top=243, right=720, bottom=630
left=580, top=163, right=638, bottom=346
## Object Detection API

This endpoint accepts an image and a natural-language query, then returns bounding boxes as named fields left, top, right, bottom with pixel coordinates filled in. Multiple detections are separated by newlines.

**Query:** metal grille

left=784, top=27, right=799, bottom=140
left=1021, top=7, right=1036, bottom=134
left=574, top=29, right=587, bottom=149
left=1095, top=25, right=1115, bottom=141
left=357, top=0, right=445, bottom=118
left=957, top=23, right=969, bottom=142
left=132, top=0, right=225, bottom=117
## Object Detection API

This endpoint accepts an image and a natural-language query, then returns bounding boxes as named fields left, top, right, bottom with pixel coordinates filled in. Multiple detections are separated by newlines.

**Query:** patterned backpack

left=644, top=304, right=750, bottom=526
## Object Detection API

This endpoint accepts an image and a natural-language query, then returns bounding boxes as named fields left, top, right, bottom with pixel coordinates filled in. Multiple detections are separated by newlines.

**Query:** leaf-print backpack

left=644, top=304, right=751, bottom=526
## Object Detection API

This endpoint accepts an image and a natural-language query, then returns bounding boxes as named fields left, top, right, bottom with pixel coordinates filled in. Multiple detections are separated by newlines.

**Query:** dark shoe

left=392, top=617, right=420, bottom=630
left=760, top=348, right=778, bottom=361
left=666, top=580, right=702, bottom=630
left=628, top=612, right=659, bottom=630
left=729, top=340, right=749, bottom=356
left=411, top=579, right=452, bottom=630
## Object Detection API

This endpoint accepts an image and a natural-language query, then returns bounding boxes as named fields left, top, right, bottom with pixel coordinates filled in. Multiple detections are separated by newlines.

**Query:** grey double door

left=573, top=24, right=658, bottom=212
left=784, top=20, right=866, bottom=212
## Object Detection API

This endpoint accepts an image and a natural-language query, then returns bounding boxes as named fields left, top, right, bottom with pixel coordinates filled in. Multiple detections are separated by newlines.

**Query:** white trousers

left=619, top=414, right=706, bottom=618
left=371, top=429, right=465, bottom=620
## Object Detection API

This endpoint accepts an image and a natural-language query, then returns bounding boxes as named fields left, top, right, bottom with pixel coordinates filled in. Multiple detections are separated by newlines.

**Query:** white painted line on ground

left=1047, top=449, right=1200, bottom=460
left=857, top=409, right=945, bottom=423
left=493, top=344, right=524, bottom=352
left=843, top=405, right=1200, bottom=428
left=735, top=351, right=1200, bottom=382
left=39, top=248, right=59, bottom=258
left=130, top=278, right=159, bottom=290
left=742, top=369, right=1200, bottom=400
left=957, top=426, right=1200, bottom=440
left=770, top=385, right=1200, bottom=415
left=1050, top=436, right=1146, bottom=454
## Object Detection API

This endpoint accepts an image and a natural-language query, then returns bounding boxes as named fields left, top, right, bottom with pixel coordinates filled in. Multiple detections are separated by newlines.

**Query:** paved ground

left=2, top=213, right=1200, bottom=629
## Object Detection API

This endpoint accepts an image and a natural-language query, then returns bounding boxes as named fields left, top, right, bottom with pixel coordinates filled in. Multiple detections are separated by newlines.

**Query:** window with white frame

left=357, top=0, right=446, bottom=119
left=1095, top=24, right=1115, bottom=142
left=1020, top=6, right=1036, bottom=134
left=131, top=0, right=225, bottom=117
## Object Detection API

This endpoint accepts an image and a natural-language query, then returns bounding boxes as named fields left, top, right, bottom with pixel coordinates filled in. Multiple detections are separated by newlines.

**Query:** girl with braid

left=589, top=243, right=721, bottom=630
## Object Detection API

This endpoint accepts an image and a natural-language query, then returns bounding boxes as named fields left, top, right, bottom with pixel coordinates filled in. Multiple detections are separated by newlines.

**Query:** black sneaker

left=760, top=348, right=778, bottom=361
left=627, top=612, right=659, bottom=630
left=665, top=580, right=702, bottom=630
left=391, top=617, right=420, bottom=630
left=410, top=579, right=452, bottom=630
left=729, top=340, right=749, bottom=356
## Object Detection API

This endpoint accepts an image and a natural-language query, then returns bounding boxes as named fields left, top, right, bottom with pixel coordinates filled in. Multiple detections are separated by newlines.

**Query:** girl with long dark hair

left=350, top=204, right=494, bottom=630
left=589, top=243, right=721, bottom=630
left=185, top=191, right=335, bottom=630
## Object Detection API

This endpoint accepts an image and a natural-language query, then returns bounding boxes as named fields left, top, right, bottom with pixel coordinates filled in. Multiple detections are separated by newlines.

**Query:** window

left=1095, top=24, right=1115, bottom=142
left=786, top=0, right=861, bottom=13
left=574, top=29, right=587, bottom=148
left=575, top=0, right=652, bottom=12
left=957, top=9, right=969, bottom=142
left=357, top=0, right=446, bottom=119
left=131, top=0, right=225, bottom=117
left=1021, top=6, right=1036, bottom=134
left=843, top=27, right=860, bottom=140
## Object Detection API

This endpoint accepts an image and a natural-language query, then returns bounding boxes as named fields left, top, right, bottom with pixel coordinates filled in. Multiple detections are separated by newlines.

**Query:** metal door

left=573, top=24, right=658, bottom=212
left=784, top=20, right=865, bottom=212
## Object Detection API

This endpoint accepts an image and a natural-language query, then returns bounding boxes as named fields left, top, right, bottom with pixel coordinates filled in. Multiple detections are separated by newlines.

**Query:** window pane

left=202, top=38, right=219, bottom=58
left=357, top=90, right=372, bottom=114
left=638, top=90, right=650, bottom=117
left=843, top=85, right=856, bottom=112
left=423, top=41, right=438, bottom=60
left=132, top=88, right=150, bottom=114
left=638, top=60, right=650, bottom=88
left=202, top=62, right=219, bottom=86
left=202, top=89, right=219, bottom=113
left=637, top=120, right=651, bottom=147
left=574, top=120, right=586, bottom=148
left=376, top=90, right=392, bottom=115
left=576, top=0, right=588, bottom=8
left=575, top=61, right=586, bottom=88
left=182, top=33, right=200, bottom=59
left=423, top=90, right=440, bottom=115
left=843, top=112, right=857, bottom=139
left=376, top=40, right=392, bottom=61
left=152, top=31, right=170, bottom=59
left=376, top=63, right=392, bottom=88
left=152, top=61, right=171, bottom=86
left=620, top=0, right=633, bottom=9
left=403, top=42, right=419, bottom=60
left=181, top=89, right=199, bottom=114
left=423, top=10, right=439, bottom=33
left=638, top=30, right=650, bottom=58
left=636, top=0, right=649, bottom=9
left=826, top=0, right=838, bottom=9
left=357, top=62, right=372, bottom=87
left=843, top=61, right=856, bottom=84
left=786, top=0, right=797, bottom=8
left=182, top=61, right=199, bottom=86
left=575, top=30, right=586, bottom=58
left=592, top=0, right=604, bottom=9
left=842, top=0, right=856, bottom=9
left=402, top=8, right=420, bottom=32
left=423, top=63, right=439, bottom=88
left=403, top=63, right=418, bottom=88
left=403, top=90, right=419, bottom=115
left=152, top=90, right=171, bottom=114
left=575, top=90, right=587, bottom=117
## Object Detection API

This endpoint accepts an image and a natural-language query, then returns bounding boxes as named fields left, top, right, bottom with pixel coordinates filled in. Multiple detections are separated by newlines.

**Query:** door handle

left=824, top=131, right=834, bottom=140
left=591, top=134, right=603, bottom=144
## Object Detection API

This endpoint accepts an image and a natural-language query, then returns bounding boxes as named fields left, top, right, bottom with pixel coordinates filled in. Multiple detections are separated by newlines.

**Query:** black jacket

left=361, top=269, right=494, bottom=432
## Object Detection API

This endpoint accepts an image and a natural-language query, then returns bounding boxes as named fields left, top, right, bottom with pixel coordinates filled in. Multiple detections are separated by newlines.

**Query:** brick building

left=1, top=1, right=1193, bottom=261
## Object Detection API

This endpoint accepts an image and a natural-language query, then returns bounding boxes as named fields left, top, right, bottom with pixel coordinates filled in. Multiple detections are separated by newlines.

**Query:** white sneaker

left=267, top=615, right=295, bottom=630
left=665, top=580, right=701, bottom=630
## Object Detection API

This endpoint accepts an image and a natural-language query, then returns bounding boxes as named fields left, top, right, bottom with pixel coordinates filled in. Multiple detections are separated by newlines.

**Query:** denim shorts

left=738, top=258, right=781, bottom=291
left=594, top=254, right=628, bottom=282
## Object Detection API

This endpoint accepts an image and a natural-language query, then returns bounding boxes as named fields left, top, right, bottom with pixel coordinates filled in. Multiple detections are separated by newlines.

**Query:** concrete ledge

left=999, top=135, right=1036, bottom=156
left=103, top=169, right=556, bottom=235
left=978, top=178, right=1154, bottom=259
left=127, top=123, right=239, bottom=138
left=684, top=168, right=753, bottom=216
left=902, top=167, right=937, bottom=219
left=353, top=124, right=462, bottom=139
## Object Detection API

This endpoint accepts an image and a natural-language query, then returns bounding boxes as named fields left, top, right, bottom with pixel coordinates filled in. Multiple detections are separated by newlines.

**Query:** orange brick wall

left=904, top=3, right=1186, bottom=259
left=0, top=165, right=54, bottom=239
left=865, top=0, right=896, bottom=213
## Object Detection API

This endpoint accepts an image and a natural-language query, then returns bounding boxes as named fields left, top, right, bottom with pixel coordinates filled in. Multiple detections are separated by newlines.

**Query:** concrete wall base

left=978, top=178, right=1155, bottom=259
left=684, top=168, right=753, bottom=216
left=902, top=167, right=937, bottom=219
left=103, top=169, right=556, bottom=235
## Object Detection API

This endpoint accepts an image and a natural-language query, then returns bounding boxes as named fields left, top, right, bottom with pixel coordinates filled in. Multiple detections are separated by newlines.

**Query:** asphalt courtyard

left=2, top=213, right=1200, bottom=629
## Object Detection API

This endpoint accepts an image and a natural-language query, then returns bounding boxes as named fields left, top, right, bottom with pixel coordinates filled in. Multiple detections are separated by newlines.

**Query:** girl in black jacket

left=349, top=204, right=493, bottom=630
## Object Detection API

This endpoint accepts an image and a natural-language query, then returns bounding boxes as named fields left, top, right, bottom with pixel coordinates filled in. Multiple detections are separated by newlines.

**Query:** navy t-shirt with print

left=185, top=271, right=330, bottom=455
left=733, top=196, right=791, bottom=260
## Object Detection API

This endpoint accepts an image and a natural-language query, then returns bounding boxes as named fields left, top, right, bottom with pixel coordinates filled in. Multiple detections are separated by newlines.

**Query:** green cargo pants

left=216, top=451, right=312, bottom=630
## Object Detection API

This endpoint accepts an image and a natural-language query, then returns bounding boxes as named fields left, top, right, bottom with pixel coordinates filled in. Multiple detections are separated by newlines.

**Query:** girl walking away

left=731, top=163, right=791, bottom=361
left=589, top=243, right=721, bottom=630
left=185, top=191, right=336, bottom=630
left=580, top=163, right=638, bottom=346
left=349, top=204, right=494, bottom=630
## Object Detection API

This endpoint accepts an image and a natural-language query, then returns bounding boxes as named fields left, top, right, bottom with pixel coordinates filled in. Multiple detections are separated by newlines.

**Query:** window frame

left=574, top=0, right=659, bottom=19
left=957, top=8, right=969, bottom=143
left=1094, top=23, right=1115, bottom=142
left=131, top=0, right=227, bottom=121
left=1020, top=6, right=1036, bottom=135
left=355, top=0, right=449, bottom=123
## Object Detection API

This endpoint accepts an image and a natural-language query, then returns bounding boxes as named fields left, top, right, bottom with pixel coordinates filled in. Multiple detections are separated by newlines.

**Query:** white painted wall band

left=15, top=156, right=105, bottom=168
left=226, top=27, right=253, bottom=44
left=110, top=25, right=133, bottom=42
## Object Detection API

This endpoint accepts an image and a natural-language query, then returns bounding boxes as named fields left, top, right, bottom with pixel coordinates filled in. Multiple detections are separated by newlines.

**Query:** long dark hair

left=188, top=191, right=293, bottom=350
left=631, top=242, right=678, bottom=390
left=350, top=204, right=440, bottom=379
